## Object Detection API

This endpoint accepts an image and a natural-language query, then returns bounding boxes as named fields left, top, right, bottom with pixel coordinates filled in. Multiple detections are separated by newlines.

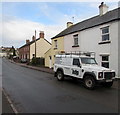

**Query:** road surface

left=2, top=58, right=119, bottom=113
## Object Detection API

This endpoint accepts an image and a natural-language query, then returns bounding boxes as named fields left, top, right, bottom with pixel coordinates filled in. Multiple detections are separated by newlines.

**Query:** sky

left=1, top=1, right=119, bottom=48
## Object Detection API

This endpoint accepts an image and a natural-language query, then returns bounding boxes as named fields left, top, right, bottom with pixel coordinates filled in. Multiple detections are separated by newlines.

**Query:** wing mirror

left=79, top=65, right=82, bottom=68
left=77, top=64, right=81, bottom=68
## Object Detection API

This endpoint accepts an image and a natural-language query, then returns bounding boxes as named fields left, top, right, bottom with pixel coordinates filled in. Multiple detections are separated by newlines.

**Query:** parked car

left=54, top=51, right=116, bottom=89
left=20, top=59, right=27, bottom=63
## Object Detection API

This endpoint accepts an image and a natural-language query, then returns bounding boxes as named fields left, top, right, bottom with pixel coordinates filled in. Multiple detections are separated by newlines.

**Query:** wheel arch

left=54, top=68, right=64, bottom=77
left=57, top=68, right=64, bottom=73
left=83, top=72, right=96, bottom=80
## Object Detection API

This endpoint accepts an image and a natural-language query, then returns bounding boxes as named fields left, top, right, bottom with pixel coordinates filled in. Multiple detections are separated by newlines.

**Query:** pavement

left=10, top=60, right=54, bottom=74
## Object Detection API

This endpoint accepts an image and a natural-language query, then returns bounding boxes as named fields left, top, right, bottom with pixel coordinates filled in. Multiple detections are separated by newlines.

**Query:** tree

left=12, top=46, right=16, bottom=56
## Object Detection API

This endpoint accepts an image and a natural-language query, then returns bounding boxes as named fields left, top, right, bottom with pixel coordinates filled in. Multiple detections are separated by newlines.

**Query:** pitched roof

left=52, top=7, right=120, bottom=39
left=19, top=38, right=40, bottom=49
left=44, top=39, right=52, bottom=45
left=19, top=38, right=51, bottom=49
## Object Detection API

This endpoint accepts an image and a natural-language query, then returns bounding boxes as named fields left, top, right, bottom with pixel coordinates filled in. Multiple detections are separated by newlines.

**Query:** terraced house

left=45, top=22, right=75, bottom=68
left=45, top=36, right=64, bottom=68
left=45, top=2, right=120, bottom=78
left=19, top=40, right=30, bottom=60
left=30, top=31, right=51, bottom=60
left=19, top=31, right=51, bottom=62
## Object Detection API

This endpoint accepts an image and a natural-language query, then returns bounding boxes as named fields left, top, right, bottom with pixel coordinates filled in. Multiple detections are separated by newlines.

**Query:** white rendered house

left=54, top=3, right=120, bottom=78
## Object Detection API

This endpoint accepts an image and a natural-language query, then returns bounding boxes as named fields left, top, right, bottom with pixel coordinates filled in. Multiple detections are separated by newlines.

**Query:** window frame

left=73, top=58, right=81, bottom=67
left=54, top=40, right=58, bottom=49
left=101, top=26, right=110, bottom=41
left=101, top=55, right=109, bottom=68
left=73, top=34, right=78, bottom=46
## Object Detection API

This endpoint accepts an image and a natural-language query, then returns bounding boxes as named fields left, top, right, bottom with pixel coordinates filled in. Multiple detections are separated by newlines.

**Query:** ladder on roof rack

left=56, top=51, right=96, bottom=58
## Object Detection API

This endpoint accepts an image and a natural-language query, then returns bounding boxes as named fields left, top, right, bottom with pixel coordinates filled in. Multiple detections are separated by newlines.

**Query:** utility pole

left=35, top=30, right=36, bottom=58
left=72, top=16, right=74, bottom=23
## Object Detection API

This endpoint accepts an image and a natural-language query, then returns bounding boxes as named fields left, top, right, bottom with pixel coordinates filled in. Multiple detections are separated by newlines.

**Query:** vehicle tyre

left=56, top=71, right=64, bottom=81
left=84, top=76, right=96, bottom=90
left=102, top=81, right=113, bottom=88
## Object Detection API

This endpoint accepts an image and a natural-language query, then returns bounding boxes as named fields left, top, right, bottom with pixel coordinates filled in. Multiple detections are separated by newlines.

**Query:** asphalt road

left=2, top=58, right=119, bottom=113
left=2, top=92, right=14, bottom=113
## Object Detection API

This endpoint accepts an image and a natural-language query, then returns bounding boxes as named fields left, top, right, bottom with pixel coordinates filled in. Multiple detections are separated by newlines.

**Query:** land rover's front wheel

left=56, top=71, right=64, bottom=81
left=84, top=76, right=96, bottom=89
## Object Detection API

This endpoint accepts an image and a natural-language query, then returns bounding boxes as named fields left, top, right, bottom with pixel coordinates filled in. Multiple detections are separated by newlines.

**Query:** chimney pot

left=99, top=2, right=108, bottom=16
left=67, top=22, right=73, bottom=28
left=39, top=31, right=44, bottom=38
left=101, top=2, right=104, bottom=5
left=26, top=39, right=30, bottom=44
left=32, top=36, right=35, bottom=41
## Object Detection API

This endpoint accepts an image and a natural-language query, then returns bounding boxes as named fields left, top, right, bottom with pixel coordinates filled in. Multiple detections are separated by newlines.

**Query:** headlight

left=112, top=72, right=115, bottom=77
left=98, top=72, right=103, bottom=78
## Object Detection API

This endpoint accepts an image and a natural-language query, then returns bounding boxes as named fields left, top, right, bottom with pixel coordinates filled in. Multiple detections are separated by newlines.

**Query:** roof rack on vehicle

left=56, top=51, right=95, bottom=58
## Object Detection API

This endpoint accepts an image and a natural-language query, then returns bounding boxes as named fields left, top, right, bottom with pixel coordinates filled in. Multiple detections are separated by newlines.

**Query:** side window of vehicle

left=73, top=58, right=80, bottom=67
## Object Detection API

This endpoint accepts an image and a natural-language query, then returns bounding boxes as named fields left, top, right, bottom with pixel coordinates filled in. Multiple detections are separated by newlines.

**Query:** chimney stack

left=32, top=35, right=35, bottom=41
left=39, top=31, right=44, bottom=38
left=99, top=2, right=108, bottom=16
left=26, top=39, right=30, bottom=44
left=67, top=22, right=73, bottom=28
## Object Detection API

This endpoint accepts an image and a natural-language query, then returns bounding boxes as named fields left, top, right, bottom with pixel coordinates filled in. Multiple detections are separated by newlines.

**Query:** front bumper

left=97, top=78, right=115, bottom=83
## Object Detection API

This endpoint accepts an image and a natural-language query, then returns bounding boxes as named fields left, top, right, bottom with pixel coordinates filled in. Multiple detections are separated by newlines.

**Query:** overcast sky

left=1, top=1, right=119, bottom=48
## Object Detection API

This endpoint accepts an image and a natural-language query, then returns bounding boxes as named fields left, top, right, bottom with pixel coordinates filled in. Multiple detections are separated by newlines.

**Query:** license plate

left=106, top=80, right=112, bottom=82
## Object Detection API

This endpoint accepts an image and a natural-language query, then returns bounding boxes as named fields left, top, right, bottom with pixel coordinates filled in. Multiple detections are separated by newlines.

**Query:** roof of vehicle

left=55, top=54, right=94, bottom=58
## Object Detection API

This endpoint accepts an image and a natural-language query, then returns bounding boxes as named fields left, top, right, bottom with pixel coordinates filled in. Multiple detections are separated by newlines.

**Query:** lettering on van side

left=72, top=70, right=79, bottom=75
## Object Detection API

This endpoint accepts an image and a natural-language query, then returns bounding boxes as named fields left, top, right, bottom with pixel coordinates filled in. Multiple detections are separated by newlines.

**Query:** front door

left=71, top=58, right=81, bottom=78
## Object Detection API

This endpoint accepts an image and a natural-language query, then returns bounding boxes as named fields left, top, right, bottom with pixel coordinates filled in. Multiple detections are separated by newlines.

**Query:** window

left=25, top=54, right=27, bottom=59
left=24, top=54, right=26, bottom=59
left=101, top=55, right=109, bottom=68
left=73, top=34, right=78, bottom=46
left=81, top=58, right=97, bottom=64
left=73, top=58, right=80, bottom=67
left=101, top=26, right=109, bottom=41
left=49, top=56, right=52, bottom=60
left=54, top=40, right=58, bottom=49
left=27, top=54, right=29, bottom=59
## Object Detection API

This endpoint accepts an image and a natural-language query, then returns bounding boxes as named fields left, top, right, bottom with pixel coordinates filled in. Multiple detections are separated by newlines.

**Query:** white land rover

left=54, top=52, right=116, bottom=89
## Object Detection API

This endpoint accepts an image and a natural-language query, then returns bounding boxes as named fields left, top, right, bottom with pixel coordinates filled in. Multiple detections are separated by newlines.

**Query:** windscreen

left=81, top=57, right=97, bottom=64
